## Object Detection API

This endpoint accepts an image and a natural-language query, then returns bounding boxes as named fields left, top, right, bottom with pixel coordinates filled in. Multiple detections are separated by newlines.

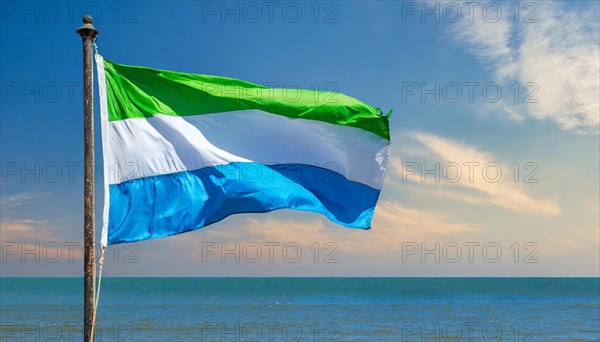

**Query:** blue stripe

left=107, top=162, right=380, bottom=244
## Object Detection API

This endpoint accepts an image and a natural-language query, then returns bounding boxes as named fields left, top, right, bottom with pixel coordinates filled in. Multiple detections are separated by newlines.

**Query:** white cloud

left=394, top=132, right=561, bottom=216
left=0, top=192, right=50, bottom=207
left=517, top=4, right=600, bottom=132
left=443, top=1, right=599, bottom=133
left=446, top=1, right=516, bottom=80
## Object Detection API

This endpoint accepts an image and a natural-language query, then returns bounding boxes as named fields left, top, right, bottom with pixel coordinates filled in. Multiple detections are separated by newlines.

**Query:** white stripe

left=107, top=111, right=389, bottom=189
left=96, top=54, right=110, bottom=247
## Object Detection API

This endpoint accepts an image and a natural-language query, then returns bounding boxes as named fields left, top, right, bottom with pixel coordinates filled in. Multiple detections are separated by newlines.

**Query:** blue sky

left=1, top=1, right=598, bottom=276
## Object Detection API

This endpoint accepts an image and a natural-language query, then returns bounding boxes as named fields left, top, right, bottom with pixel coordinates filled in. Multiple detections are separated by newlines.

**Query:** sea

left=1, top=278, right=598, bottom=341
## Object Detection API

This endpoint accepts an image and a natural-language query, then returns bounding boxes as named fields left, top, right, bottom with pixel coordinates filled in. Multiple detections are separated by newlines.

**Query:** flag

left=95, top=55, right=390, bottom=245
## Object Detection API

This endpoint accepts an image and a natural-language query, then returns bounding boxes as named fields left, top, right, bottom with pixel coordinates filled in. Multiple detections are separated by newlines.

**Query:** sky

left=0, top=1, right=598, bottom=277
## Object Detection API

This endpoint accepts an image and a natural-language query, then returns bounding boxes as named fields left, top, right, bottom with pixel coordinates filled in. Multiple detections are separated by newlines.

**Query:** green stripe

left=103, top=58, right=390, bottom=140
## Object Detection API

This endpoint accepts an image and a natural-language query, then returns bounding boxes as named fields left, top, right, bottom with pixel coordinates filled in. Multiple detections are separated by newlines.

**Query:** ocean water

left=0, top=278, right=598, bottom=341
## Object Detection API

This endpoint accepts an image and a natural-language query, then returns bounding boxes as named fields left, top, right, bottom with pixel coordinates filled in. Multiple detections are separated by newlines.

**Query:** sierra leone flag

left=95, top=55, right=390, bottom=246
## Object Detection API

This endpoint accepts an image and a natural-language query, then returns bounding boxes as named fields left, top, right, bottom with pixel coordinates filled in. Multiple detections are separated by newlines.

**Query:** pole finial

left=77, top=15, right=98, bottom=39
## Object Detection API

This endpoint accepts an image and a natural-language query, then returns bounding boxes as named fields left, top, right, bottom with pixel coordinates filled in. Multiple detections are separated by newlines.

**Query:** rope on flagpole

left=90, top=245, right=106, bottom=340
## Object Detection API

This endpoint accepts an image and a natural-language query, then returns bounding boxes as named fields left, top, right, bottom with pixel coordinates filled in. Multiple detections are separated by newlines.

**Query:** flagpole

left=76, top=15, right=98, bottom=342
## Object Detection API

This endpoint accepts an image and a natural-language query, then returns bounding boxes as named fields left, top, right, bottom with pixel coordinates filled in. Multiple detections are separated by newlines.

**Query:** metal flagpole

left=76, top=15, right=98, bottom=342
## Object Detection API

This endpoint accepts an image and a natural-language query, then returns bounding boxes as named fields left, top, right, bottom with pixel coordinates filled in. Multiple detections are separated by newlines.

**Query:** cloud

left=541, top=238, right=597, bottom=257
left=443, top=1, right=599, bottom=133
left=0, top=192, right=50, bottom=207
left=0, top=192, right=65, bottom=244
left=0, top=219, right=56, bottom=242
left=517, top=4, right=599, bottom=132
left=393, top=132, right=561, bottom=216
left=169, top=202, right=479, bottom=256
left=0, top=218, right=85, bottom=264
left=446, top=1, right=516, bottom=80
